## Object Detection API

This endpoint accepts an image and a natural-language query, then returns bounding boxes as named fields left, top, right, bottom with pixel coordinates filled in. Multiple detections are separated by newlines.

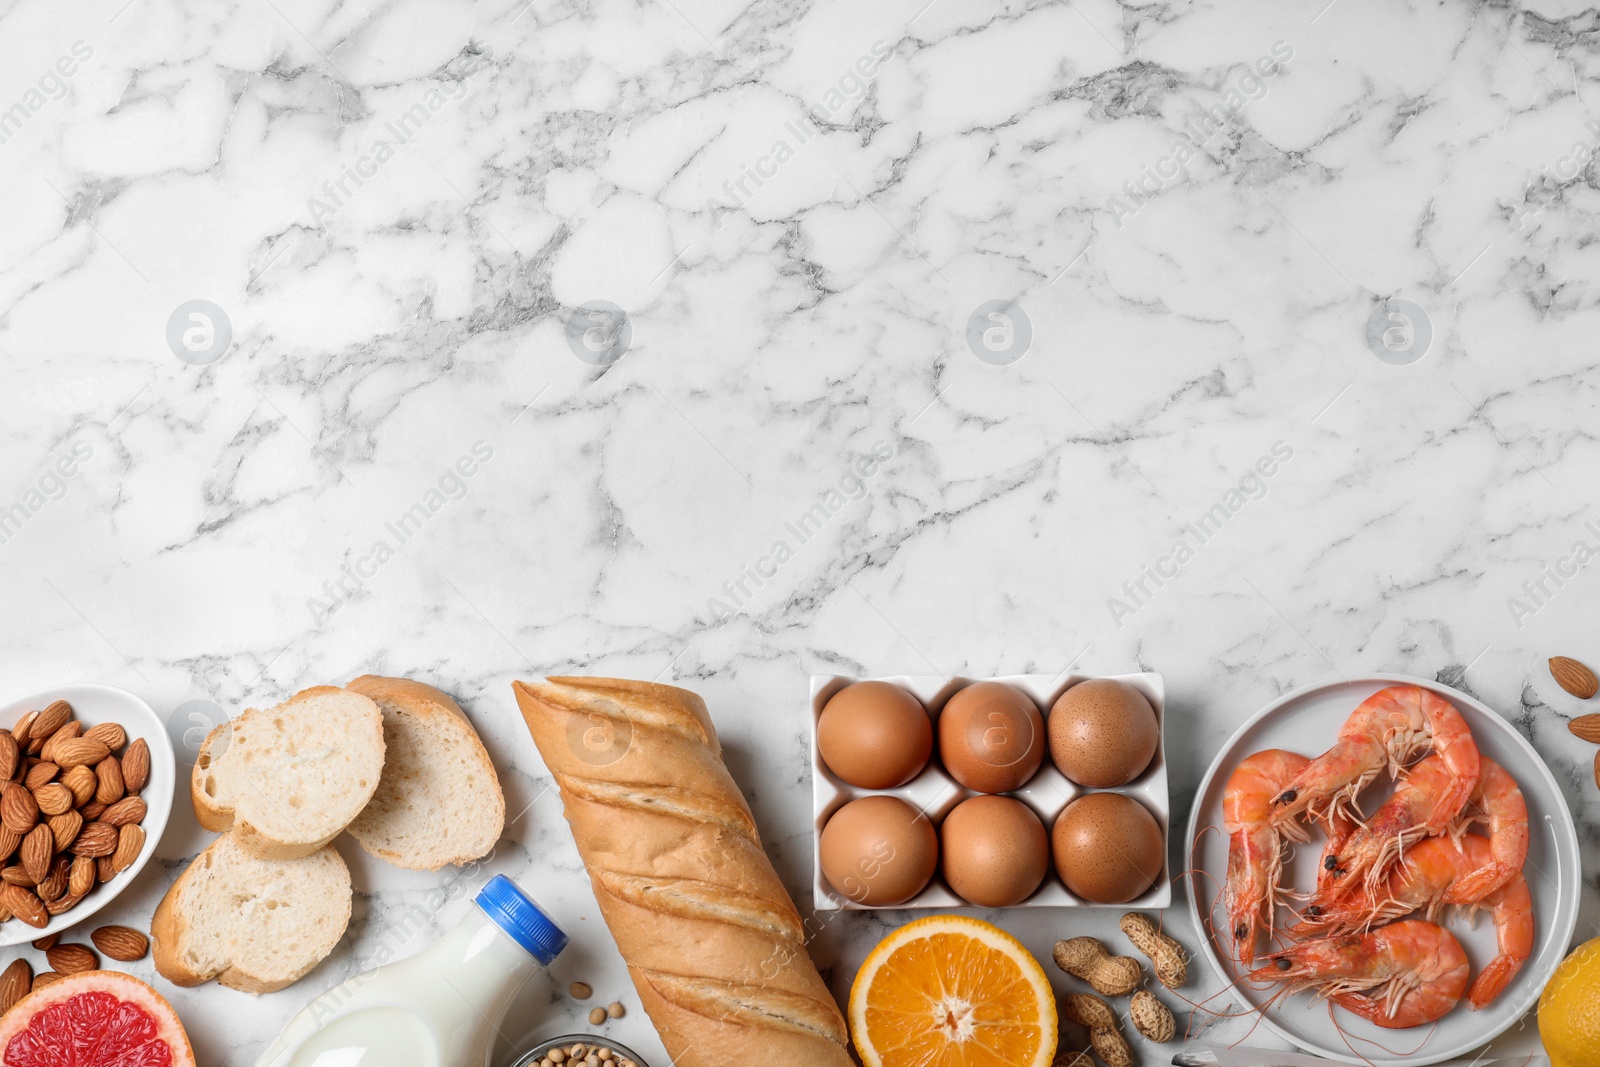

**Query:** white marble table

left=2, top=0, right=1598, bottom=1063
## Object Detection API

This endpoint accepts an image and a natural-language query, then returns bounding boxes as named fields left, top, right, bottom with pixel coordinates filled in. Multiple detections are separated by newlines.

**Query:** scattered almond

left=1569, top=714, right=1600, bottom=744
left=30, top=972, right=64, bottom=993
left=90, top=925, right=148, bottom=962
left=1550, top=657, right=1599, bottom=699
left=121, top=739, right=149, bottom=794
left=0, top=958, right=30, bottom=1014
left=31, top=933, right=57, bottom=951
left=83, top=723, right=126, bottom=750
left=45, top=944, right=96, bottom=974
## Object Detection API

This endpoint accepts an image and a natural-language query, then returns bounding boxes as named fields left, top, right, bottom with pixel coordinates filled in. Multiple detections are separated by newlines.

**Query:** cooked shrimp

left=1446, top=757, right=1528, bottom=905
left=1309, top=754, right=1462, bottom=906
left=1292, top=835, right=1533, bottom=1010
left=1247, top=919, right=1469, bottom=1029
left=1270, top=686, right=1479, bottom=834
left=1224, top=749, right=1311, bottom=965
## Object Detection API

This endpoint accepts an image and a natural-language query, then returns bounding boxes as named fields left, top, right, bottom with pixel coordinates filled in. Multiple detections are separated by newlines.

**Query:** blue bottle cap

left=476, top=875, right=568, bottom=966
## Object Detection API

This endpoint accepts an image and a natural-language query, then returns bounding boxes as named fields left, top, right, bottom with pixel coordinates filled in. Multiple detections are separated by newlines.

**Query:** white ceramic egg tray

left=810, top=673, right=1170, bottom=911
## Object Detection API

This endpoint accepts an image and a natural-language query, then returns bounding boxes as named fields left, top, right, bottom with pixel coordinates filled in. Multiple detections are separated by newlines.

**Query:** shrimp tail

left=1445, top=862, right=1516, bottom=905
left=1468, top=954, right=1521, bottom=1010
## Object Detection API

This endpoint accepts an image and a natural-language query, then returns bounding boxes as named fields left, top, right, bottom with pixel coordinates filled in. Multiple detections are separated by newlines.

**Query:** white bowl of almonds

left=0, top=684, right=173, bottom=947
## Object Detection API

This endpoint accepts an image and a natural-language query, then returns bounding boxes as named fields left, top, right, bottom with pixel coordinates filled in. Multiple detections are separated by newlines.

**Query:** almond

left=93, top=758, right=124, bottom=806
left=0, top=958, right=30, bottom=1015
left=70, top=821, right=118, bottom=858
left=1569, top=714, right=1600, bottom=744
left=0, top=825, right=19, bottom=863
left=30, top=971, right=64, bottom=992
left=1594, top=750, right=1599, bottom=791
left=96, top=856, right=115, bottom=883
left=100, top=796, right=146, bottom=828
left=51, top=738, right=108, bottom=770
left=30, top=702, right=71, bottom=743
left=0, top=733, right=16, bottom=782
left=45, top=944, right=96, bottom=974
left=39, top=721, right=81, bottom=764
left=91, top=925, right=149, bottom=962
left=47, top=810, right=82, bottom=852
left=0, top=866, right=33, bottom=886
left=121, top=739, right=150, bottom=794
left=32, top=782, right=73, bottom=817
left=61, top=765, right=96, bottom=808
left=1550, top=657, right=1599, bottom=699
left=36, top=857, right=68, bottom=902
left=68, top=855, right=94, bottom=898
left=0, top=883, right=48, bottom=927
left=1, top=782, right=38, bottom=835
left=82, top=722, right=126, bottom=750
left=79, top=800, right=107, bottom=821
left=20, top=824, right=53, bottom=884
left=111, top=823, right=144, bottom=874
left=44, top=891, right=83, bottom=917
left=31, top=933, right=57, bottom=951
left=23, top=762, right=58, bottom=791
left=9, top=711, right=39, bottom=746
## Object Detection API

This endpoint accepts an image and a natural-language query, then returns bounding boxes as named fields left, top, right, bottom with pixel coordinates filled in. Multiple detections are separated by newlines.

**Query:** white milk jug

left=255, top=875, right=568, bottom=1067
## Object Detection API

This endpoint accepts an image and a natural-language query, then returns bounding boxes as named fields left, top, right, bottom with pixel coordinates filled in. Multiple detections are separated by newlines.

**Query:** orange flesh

left=864, top=932, right=1044, bottom=1066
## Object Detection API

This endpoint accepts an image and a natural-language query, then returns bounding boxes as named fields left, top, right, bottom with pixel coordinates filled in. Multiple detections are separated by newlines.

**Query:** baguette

left=515, top=677, right=851, bottom=1067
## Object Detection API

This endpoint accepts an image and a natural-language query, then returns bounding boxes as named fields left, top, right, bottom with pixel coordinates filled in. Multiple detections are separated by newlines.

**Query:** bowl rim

left=0, top=682, right=176, bottom=946
left=512, top=1033, right=652, bottom=1066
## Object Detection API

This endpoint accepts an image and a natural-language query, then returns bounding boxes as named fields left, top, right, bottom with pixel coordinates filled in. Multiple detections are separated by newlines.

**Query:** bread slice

left=192, top=686, right=385, bottom=860
left=344, top=675, right=505, bottom=869
left=151, top=833, right=351, bottom=994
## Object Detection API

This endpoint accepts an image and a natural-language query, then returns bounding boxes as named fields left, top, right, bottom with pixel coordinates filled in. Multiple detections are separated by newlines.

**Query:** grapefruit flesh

left=0, top=972, right=194, bottom=1067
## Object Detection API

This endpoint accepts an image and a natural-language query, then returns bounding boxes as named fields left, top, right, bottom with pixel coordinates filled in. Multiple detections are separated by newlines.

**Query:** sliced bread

left=192, top=685, right=385, bottom=860
left=344, top=675, right=505, bottom=869
left=151, top=833, right=352, bottom=994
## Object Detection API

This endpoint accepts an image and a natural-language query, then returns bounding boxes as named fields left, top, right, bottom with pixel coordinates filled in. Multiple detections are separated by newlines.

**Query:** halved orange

left=848, top=915, right=1058, bottom=1067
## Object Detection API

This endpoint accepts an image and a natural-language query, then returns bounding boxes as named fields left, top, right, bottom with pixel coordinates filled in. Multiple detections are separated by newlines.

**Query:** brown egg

left=940, top=795, right=1050, bottom=908
left=1052, top=793, right=1165, bottom=904
left=819, top=796, right=938, bottom=906
left=817, top=681, right=932, bottom=789
left=937, top=681, right=1045, bottom=793
left=1048, top=679, right=1159, bottom=788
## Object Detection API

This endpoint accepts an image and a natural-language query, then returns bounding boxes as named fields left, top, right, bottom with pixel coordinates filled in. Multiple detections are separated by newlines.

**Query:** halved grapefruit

left=0, top=971, right=194, bottom=1067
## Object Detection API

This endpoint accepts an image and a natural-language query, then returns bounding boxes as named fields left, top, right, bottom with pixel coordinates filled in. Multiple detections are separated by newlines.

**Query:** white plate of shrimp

left=1185, top=675, right=1581, bottom=1066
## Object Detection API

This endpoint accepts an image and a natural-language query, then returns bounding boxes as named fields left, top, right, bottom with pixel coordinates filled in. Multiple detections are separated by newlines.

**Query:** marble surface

left=2, top=0, right=1599, bottom=1062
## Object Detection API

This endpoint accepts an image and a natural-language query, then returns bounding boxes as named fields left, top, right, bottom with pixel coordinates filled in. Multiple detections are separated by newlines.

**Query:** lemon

left=1540, top=936, right=1600, bottom=1067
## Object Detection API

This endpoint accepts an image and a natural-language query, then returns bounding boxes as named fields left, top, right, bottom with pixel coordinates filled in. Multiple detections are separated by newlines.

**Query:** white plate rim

left=1184, top=673, right=1581, bottom=1065
left=0, top=682, right=176, bottom=946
